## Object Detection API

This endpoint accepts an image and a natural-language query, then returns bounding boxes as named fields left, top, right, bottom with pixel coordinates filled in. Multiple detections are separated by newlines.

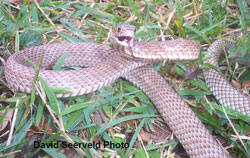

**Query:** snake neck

left=111, top=40, right=133, bottom=59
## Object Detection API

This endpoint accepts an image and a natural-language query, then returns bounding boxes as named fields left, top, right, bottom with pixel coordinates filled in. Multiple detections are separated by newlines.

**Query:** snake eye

left=117, top=27, right=121, bottom=32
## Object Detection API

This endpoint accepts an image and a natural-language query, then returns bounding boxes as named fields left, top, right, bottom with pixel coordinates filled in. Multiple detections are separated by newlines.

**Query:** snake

left=4, top=23, right=250, bottom=157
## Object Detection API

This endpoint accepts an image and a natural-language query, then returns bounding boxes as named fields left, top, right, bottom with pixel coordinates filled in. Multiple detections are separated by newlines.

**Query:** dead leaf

left=232, top=80, right=241, bottom=89
left=242, top=80, right=250, bottom=96
left=183, top=66, right=201, bottom=80
left=0, top=108, right=13, bottom=132
left=27, top=116, right=56, bottom=136
left=140, top=119, right=171, bottom=144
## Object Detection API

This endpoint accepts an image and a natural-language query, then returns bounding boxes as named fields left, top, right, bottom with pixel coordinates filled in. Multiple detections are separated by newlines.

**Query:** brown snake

left=4, top=24, right=250, bottom=157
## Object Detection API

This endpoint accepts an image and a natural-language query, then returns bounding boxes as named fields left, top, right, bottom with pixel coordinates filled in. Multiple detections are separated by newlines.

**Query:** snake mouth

left=117, top=36, right=133, bottom=47
left=117, top=36, right=132, bottom=41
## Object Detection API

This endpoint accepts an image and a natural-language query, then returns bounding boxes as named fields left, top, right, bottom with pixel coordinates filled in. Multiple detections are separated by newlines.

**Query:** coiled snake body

left=5, top=24, right=250, bottom=157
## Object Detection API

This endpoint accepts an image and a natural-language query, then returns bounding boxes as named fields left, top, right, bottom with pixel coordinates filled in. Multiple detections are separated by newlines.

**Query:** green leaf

left=212, top=103, right=250, bottom=121
left=184, top=23, right=210, bottom=44
left=122, top=105, right=150, bottom=113
left=17, top=8, right=35, bottom=28
left=228, top=34, right=250, bottom=67
left=53, top=52, right=70, bottom=70
left=24, top=57, right=39, bottom=70
left=239, top=69, right=250, bottom=82
left=43, top=131, right=62, bottom=144
left=203, top=63, right=221, bottom=73
left=188, top=79, right=210, bottom=92
left=5, top=97, right=22, bottom=103
left=61, top=103, right=90, bottom=115
left=173, top=66, right=184, bottom=76
left=51, top=88, right=73, bottom=94
left=194, top=108, right=222, bottom=129
left=96, top=114, right=158, bottom=135
left=126, top=119, right=145, bottom=154
left=20, top=30, right=43, bottom=48
left=134, top=148, right=147, bottom=158
left=64, top=110, right=82, bottom=129
left=237, top=0, right=248, bottom=32
left=0, top=4, right=16, bottom=23
left=127, top=0, right=143, bottom=23
left=73, top=5, right=114, bottom=20
left=178, top=89, right=210, bottom=96
left=59, top=32, right=83, bottom=42
left=43, top=148, right=67, bottom=158
left=60, top=18, right=92, bottom=42
left=35, top=102, right=44, bottom=125
left=39, top=77, right=59, bottom=115
left=15, top=30, right=19, bottom=52
left=0, top=107, right=10, bottom=125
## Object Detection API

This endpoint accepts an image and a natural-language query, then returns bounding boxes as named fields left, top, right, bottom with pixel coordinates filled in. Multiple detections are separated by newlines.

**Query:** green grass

left=0, top=0, right=249, bottom=157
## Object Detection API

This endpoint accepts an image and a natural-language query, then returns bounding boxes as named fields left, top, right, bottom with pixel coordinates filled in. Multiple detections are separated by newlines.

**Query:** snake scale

left=4, top=24, right=250, bottom=157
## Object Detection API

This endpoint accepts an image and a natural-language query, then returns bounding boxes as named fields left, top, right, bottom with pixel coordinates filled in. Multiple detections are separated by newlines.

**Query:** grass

left=0, top=0, right=249, bottom=157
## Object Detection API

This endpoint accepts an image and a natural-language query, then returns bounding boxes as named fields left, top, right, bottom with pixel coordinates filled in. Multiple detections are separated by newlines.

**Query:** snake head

left=111, top=23, right=136, bottom=53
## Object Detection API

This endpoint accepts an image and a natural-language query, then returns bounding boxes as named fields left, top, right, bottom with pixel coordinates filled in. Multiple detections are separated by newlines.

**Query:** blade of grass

left=127, top=0, right=143, bottom=23
left=184, top=23, right=210, bottom=44
left=0, top=106, right=10, bottom=125
left=61, top=102, right=91, bottom=115
left=53, top=52, right=70, bottom=70
left=64, top=110, right=82, bottom=129
left=126, top=119, right=145, bottom=154
left=39, top=77, right=59, bottom=115
left=35, top=101, right=44, bottom=125
left=96, top=114, right=158, bottom=135
left=14, top=31, right=19, bottom=52
left=237, top=0, right=247, bottom=32
left=43, top=148, right=67, bottom=158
